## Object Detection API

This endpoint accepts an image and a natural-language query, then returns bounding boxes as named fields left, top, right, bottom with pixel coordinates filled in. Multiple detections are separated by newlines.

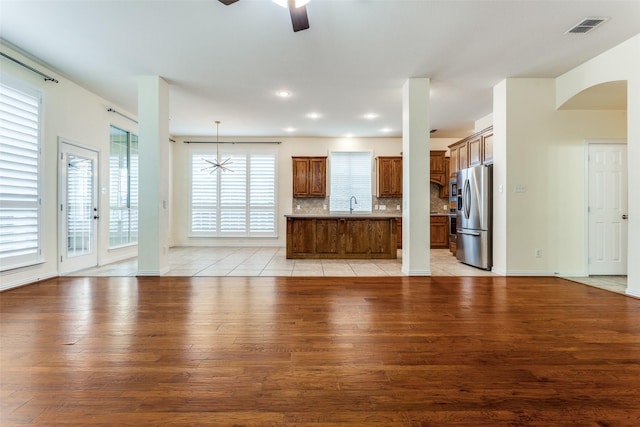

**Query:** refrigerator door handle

left=463, top=179, right=471, bottom=219
left=458, top=230, right=481, bottom=236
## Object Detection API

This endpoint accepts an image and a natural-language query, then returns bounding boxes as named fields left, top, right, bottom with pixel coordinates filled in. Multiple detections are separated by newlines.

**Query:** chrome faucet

left=349, top=195, right=358, bottom=214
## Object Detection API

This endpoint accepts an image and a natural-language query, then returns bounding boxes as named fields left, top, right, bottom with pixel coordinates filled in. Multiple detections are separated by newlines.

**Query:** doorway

left=58, top=140, right=99, bottom=274
left=587, top=141, right=628, bottom=275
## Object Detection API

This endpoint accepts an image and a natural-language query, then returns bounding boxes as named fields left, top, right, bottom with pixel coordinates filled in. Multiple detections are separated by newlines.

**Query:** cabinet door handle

left=622, top=214, right=628, bottom=220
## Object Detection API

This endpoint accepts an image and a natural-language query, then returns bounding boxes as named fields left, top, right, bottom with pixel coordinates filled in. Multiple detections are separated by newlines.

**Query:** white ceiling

left=1, top=0, right=639, bottom=139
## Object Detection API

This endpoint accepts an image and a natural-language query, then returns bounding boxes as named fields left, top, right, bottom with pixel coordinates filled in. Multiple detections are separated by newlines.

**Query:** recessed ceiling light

left=276, top=90, right=291, bottom=98
left=363, top=113, right=379, bottom=120
left=380, top=127, right=392, bottom=133
left=306, top=112, right=321, bottom=119
left=284, top=127, right=296, bottom=132
left=345, top=133, right=354, bottom=138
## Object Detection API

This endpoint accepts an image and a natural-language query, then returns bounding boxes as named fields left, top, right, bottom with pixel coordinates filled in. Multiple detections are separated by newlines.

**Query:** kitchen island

left=285, top=214, right=399, bottom=259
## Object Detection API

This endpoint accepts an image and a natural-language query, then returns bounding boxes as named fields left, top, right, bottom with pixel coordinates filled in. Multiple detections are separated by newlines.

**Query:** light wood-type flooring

left=2, top=275, right=639, bottom=425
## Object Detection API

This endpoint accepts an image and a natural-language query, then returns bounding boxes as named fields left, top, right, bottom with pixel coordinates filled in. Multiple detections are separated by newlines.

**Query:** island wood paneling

left=315, top=219, right=339, bottom=254
left=286, top=216, right=397, bottom=259
left=2, top=275, right=640, bottom=425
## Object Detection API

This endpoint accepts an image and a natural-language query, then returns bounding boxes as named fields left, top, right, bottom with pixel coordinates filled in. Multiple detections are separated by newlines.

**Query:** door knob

left=622, top=214, right=628, bottom=220
left=93, top=215, right=100, bottom=219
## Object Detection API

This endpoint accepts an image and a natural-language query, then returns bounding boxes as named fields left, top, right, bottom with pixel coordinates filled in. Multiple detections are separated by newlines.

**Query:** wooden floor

left=1, top=276, right=640, bottom=426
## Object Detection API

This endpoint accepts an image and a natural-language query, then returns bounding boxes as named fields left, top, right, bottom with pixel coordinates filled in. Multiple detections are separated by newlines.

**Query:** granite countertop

left=285, top=213, right=401, bottom=219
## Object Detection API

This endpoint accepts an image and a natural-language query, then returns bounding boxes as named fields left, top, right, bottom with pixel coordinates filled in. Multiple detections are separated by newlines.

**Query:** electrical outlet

left=379, top=205, right=386, bottom=210
left=535, top=249, right=542, bottom=258
left=322, top=204, right=327, bottom=210
left=296, top=204, right=301, bottom=210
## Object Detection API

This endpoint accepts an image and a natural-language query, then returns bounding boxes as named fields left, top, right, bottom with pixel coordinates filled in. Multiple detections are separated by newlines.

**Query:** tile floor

left=70, top=247, right=495, bottom=277
left=69, top=247, right=629, bottom=296
left=563, top=275, right=628, bottom=295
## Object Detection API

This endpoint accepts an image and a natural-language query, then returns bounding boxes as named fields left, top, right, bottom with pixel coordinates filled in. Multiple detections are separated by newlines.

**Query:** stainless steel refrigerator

left=456, top=164, right=492, bottom=270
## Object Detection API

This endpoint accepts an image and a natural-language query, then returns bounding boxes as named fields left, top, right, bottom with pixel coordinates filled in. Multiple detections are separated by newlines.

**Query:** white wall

left=493, top=78, right=626, bottom=276
left=555, top=34, right=640, bottom=295
left=475, top=113, right=493, bottom=132
left=0, top=45, right=138, bottom=290
left=431, top=138, right=460, bottom=154
left=170, top=136, right=403, bottom=247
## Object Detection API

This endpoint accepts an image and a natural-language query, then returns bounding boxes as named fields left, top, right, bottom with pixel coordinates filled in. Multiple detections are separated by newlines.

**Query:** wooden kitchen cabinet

left=429, top=150, right=447, bottom=186
left=292, top=156, right=327, bottom=197
left=449, top=144, right=459, bottom=179
left=397, top=217, right=402, bottom=249
left=468, top=135, right=483, bottom=167
left=286, top=215, right=398, bottom=259
left=483, top=131, right=494, bottom=165
left=449, top=141, right=467, bottom=179
left=448, top=126, right=493, bottom=178
left=377, top=156, right=402, bottom=197
left=430, top=215, right=449, bottom=249
left=439, top=159, right=450, bottom=198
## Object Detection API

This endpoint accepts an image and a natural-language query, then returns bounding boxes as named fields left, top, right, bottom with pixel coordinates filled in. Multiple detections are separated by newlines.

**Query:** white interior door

left=59, top=141, right=99, bottom=274
left=588, top=142, right=628, bottom=275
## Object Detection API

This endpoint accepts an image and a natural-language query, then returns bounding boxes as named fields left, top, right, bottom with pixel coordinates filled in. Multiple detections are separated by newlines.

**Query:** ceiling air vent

left=566, top=17, right=609, bottom=34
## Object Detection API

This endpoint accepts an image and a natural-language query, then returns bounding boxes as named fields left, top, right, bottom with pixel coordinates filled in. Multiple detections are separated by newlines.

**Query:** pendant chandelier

left=201, top=120, right=233, bottom=173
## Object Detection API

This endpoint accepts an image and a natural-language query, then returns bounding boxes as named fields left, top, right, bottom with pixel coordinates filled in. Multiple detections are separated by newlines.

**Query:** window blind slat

left=0, top=82, right=41, bottom=268
left=190, top=150, right=276, bottom=237
left=329, top=151, right=372, bottom=213
left=108, top=126, right=138, bottom=247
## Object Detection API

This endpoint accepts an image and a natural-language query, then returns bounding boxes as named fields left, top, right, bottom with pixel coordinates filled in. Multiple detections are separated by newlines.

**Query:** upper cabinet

left=483, top=131, right=494, bottom=165
left=292, top=156, right=327, bottom=197
left=429, top=150, right=447, bottom=186
left=448, top=126, right=493, bottom=179
left=377, top=152, right=449, bottom=197
left=377, top=156, right=403, bottom=198
left=468, top=135, right=483, bottom=167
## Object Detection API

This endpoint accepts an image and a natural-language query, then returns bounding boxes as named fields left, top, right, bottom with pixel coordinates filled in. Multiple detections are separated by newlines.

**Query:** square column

left=137, top=76, right=170, bottom=275
left=402, top=78, right=431, bottom=275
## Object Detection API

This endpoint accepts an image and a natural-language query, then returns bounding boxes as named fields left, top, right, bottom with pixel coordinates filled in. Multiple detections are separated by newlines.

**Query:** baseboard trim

left=626, top=288, right=640, bottom=299
left=504, top=270, right=555, bottom=276
left=0, top=272, right=59, bottom=292
left=403, top=269, right=431, bottom=276
left=136, top=266, right=171, bottom=276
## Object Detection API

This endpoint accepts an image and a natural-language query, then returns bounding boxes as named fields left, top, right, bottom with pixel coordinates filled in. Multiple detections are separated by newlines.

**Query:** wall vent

left=566, top=17, right=609, bottom=34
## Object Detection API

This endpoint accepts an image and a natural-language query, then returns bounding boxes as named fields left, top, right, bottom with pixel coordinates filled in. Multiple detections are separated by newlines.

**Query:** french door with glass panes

left=59, top=140, right=99, bottom=274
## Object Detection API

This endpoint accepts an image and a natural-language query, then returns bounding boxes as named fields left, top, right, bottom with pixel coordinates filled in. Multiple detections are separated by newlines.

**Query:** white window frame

left=0, top=76, right=43, bottom=271
left=189, top=147, right=278, bottom=238
left=329, top=150, right=373, bottom=213
left=108, top=125, right=138, bottom=249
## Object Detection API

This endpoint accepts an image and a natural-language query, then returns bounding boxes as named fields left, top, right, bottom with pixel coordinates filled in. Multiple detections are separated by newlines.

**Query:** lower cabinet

left=430, top=215, right=449, bottom=249
left=286, top=216, right=398, bottom=259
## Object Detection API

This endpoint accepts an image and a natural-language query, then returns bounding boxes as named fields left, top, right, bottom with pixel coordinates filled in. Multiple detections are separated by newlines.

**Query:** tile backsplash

left=292, top=197, right=402, bottom=215
left=430, top=183, right=449, bottom=214
left=291, top=186, right=447, bottom=215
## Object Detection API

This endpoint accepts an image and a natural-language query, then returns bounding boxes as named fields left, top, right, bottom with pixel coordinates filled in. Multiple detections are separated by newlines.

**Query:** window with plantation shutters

left=329, top=151, right=372, bottom=213
left=190, top=149, right=276, bottom=237
left=0, top=81, right=42, bottom=270
left=109, top=126, right=138, bottom=248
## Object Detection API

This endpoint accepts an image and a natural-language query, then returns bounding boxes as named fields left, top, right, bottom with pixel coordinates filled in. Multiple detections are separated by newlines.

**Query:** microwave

left=449, top=179, right=457, bottom=199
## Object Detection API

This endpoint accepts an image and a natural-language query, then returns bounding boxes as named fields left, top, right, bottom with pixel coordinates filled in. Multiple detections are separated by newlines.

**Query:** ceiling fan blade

left=218, top=0, right=239, bottom=5
left=288, top=0, right=309, bottom=32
